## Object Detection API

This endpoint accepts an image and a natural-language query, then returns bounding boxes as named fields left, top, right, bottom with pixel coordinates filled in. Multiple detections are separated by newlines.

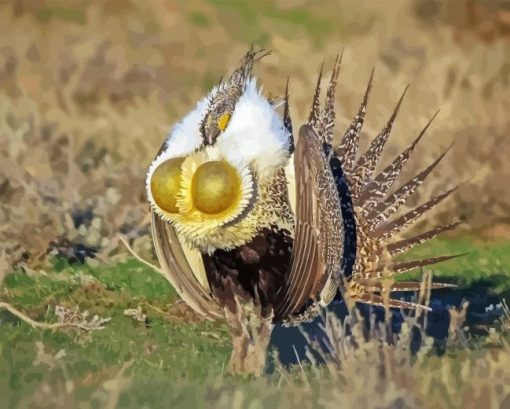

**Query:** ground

left=1, top=235, right=510, bottom=408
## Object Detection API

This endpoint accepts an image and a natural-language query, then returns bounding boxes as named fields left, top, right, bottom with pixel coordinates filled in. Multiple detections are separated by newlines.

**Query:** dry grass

left=7, top=297, right=510, bottom=409
left=0, top=0, right=509, bottom=275
left=266, top=310, right=510, bottom=409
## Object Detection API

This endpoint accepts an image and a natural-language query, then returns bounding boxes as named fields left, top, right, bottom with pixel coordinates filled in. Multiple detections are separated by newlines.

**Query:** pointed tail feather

left=370, top=186, right=458, bottom=241
left=387, top=222, right=462, bottom=256
left=365, top=147, right=453, bottom=230
left=349, top=86, right=409, bottom=198
left=283, top=77, right=294, bottom=153
left=322, top=52, right=343, bottom=146
left=390, top=253, right=466, bottom=274
left=357, top=293, right=431, bottom=311
left=357, top=111, right=439, bottom=211
left=363, top=253, right=465, bottom=278
left=308, top=62, right=324, bottom=130
left=335, top=69, right=374, bottom=173
left=359, top=280, right=456, bottom=292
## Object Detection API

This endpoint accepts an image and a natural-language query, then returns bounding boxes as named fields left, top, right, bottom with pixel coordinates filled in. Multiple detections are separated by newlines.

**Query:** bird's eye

left=191, top=160, right=240, bottom=214
left=150, top=157, right=185, bottom=213
left=217, top=113, right=231, bottom=132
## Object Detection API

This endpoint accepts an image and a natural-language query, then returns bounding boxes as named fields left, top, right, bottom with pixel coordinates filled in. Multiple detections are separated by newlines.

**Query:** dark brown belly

left=201, top=225, right=293, bottom=320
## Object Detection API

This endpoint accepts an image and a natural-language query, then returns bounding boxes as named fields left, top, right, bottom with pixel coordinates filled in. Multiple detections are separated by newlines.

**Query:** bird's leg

left=242, top=309, right=273, bottom=376
left=225, top=295, right=274, bottom=376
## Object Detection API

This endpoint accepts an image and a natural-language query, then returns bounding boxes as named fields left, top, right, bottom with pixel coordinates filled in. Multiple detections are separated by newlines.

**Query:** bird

left=146, top=48, right=460, bottom=376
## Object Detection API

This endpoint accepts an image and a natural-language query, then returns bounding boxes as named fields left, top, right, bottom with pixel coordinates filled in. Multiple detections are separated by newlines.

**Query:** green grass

left=0, top=259, right=232, bottom=407
left=206, top=0, right=337, bottom=47
left=398, top=235, right=510, bottom=293
left=36, top=3, right=88, bottom=25
left=189, top=11, right=211, bottom=28
left=0, top=236, right=509, bottom=407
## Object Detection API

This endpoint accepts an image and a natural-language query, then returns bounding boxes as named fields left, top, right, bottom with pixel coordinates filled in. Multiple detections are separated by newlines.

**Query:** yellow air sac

left=150, top=157, right=185, bottom=214
left=191, top=160, right=240, bottom=215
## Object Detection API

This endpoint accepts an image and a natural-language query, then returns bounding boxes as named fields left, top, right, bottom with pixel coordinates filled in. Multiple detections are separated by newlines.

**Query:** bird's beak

left=206, top=127, right=220, bottom=145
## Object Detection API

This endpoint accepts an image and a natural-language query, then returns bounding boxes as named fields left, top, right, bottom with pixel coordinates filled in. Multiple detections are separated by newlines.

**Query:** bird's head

left=146, top=50, right=292, bottom=253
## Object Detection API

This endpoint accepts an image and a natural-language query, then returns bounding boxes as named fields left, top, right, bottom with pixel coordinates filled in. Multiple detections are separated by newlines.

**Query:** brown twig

left=1, top=302, right=65, bottom=330
left=0, top=302, right=109, bottom=331
left=118, top=236, right=163, bottom=275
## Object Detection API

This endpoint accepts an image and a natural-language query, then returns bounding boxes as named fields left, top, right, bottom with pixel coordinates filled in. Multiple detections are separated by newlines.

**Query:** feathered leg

left=225, top=295, right=274, bottom=376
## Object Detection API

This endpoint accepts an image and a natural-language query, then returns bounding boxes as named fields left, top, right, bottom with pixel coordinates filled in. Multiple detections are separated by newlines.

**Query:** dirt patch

left=164, top=300, right=207, bottom=323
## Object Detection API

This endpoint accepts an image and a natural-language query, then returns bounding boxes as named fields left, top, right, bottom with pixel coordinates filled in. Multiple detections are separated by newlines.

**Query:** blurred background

left=0, top=0, right=509, bottom=274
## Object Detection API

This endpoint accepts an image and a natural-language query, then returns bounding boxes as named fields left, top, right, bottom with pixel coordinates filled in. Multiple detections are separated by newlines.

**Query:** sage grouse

left=146, top=48, right=458, bottom=375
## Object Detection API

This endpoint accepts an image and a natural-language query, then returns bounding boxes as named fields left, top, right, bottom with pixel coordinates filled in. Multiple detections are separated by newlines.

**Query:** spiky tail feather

left=337, top=69, right=461, bottom=309
left=293, top=58, right=461, bottom=319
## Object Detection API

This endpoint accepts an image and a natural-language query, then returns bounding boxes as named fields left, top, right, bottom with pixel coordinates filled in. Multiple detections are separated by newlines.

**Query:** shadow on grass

left=270, top=278, right=508, bottom=368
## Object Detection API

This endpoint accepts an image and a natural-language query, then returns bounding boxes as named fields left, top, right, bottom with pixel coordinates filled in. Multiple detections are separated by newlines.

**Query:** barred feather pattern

left=321, top=52, right=342, bottom=146
left=369, top=186, right=458, bottom=241
left=289, top=62, right=460, bottom=321
left=387, top=222, right=461, bottom=256
left=308, top=62, right=324, bottom=131
left=363, top=147, right=452, bottom=229
left=364, top=253, right=465, bottom=278
left=335, top=69, right=374, bottom=174
left=349, top=87, right=407, bottom=199
left=357, top=110, right=439, bottom=212
left=283, top=78, right=294, bottom=154
left=327, top=69, right=459, bottom=311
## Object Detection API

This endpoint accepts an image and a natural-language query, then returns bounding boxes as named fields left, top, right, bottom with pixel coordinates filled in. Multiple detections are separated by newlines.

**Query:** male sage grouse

left=146, top=48, right=459, bottom=375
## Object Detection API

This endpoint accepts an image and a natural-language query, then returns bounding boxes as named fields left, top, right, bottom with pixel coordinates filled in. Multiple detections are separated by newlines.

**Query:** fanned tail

left=334, top=72, right=461, bottom=310
left=308, top=62, right=325, bottom=131
left=285, top=59, right=461, bottom=325
left=369, top=186, right=458, bottom=240
left=358, top=293, right=432, bottom=311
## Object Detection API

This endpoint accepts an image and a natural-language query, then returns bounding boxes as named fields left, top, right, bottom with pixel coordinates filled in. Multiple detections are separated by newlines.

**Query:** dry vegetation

left=0, top=0, right=509, bottom=275
left=0, top=0, right=510, bottom=407
left=5, top=298, right=510, bottom=409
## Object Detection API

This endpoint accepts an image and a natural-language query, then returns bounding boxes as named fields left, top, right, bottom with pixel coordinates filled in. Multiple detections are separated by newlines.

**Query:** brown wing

left=151, top=211, right=223, bottom=320
left=276, top=124, right=343, bottom=320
